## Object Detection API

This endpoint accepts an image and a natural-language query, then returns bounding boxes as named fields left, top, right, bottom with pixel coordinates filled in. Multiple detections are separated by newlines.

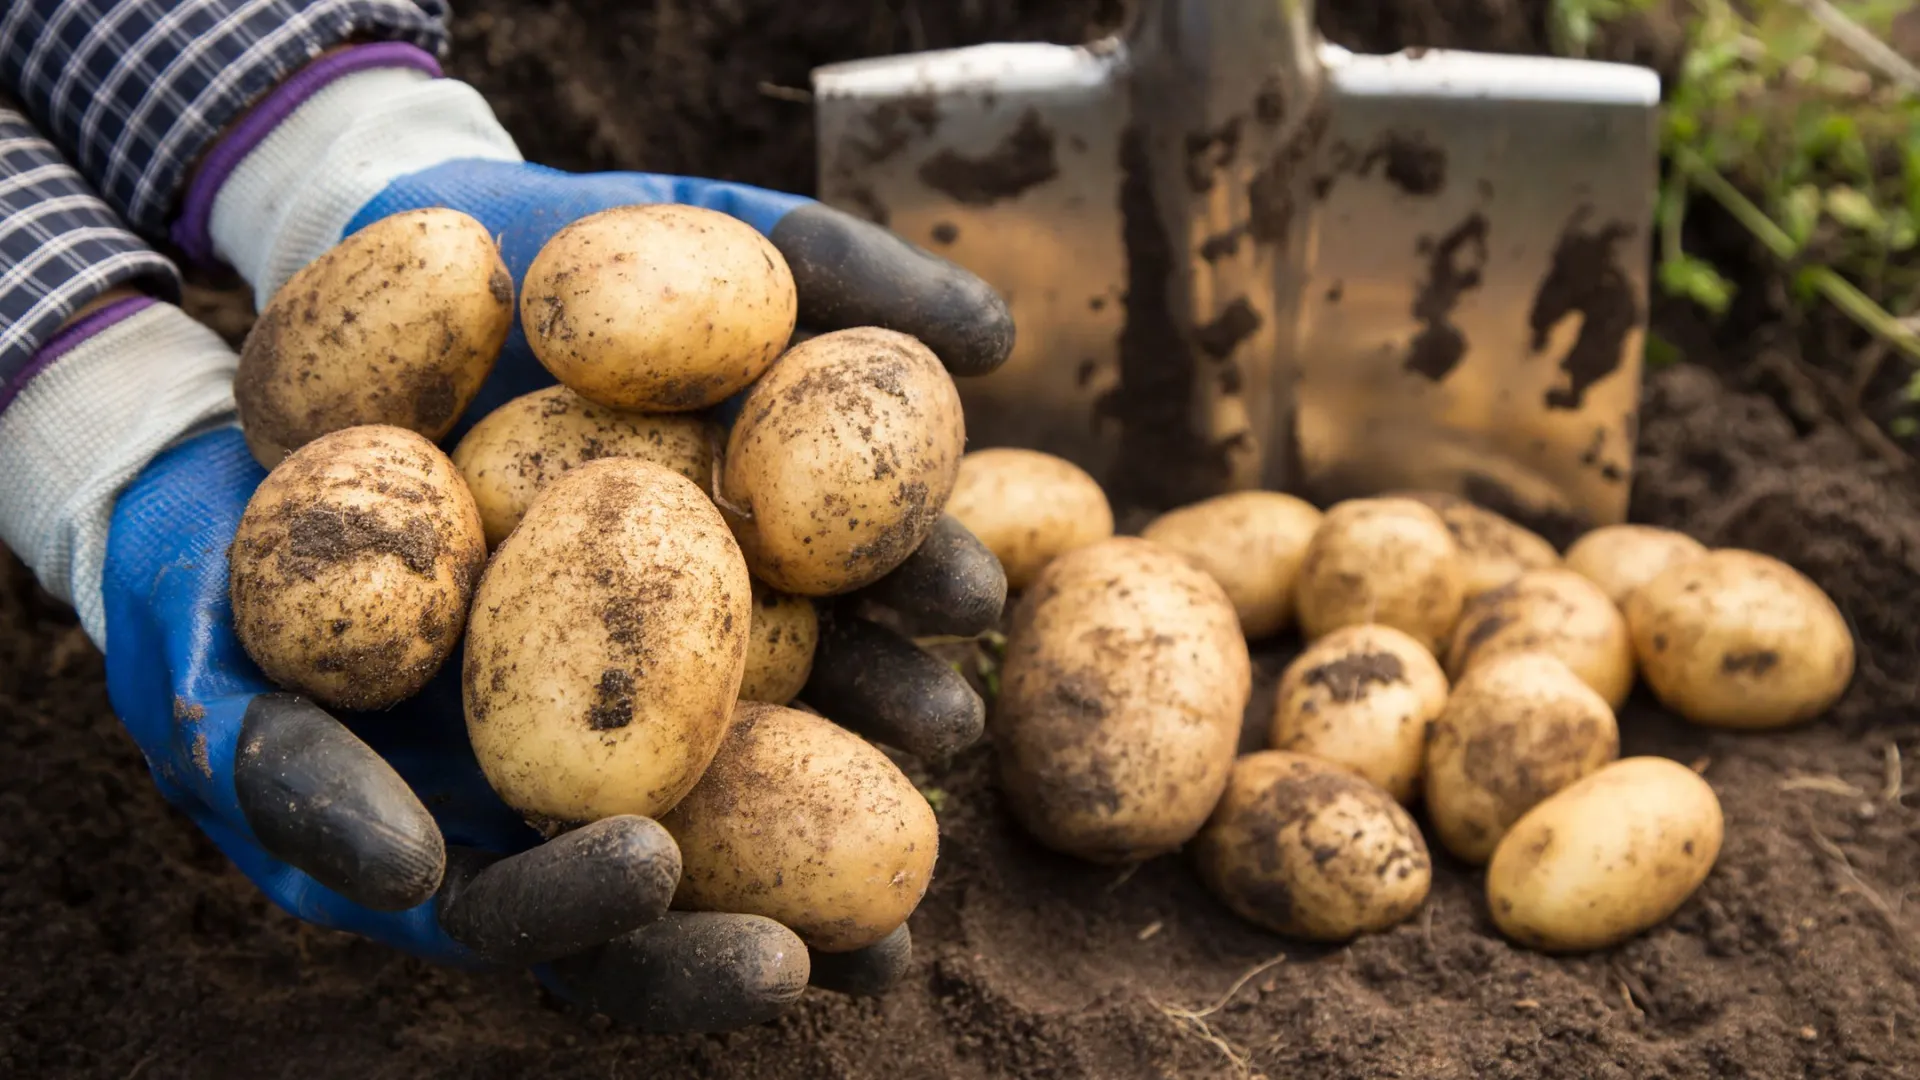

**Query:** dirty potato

left=943, top=448, right=1113, bottom=591
left=721, top=328, right=965, bottom=596
left=1445, top=568, right=1635, bottom=708
left=452, top=384, right=715, bottom=548
left=1488, top=756, right=1723, bottom=952
left=661, top=703, right=938, bottom=952
left=996, top=538, right=1250, bottom=863
left=1295, top=497, right=1466, bottom=653
left=236, top=208, right=512, bottom=468
left=1193, top=752, right=1431, bottom=941
left=230, top=425, right=486, bottom=710
left=1269, top=624, right=1447, bottom=803
left=464, top=458, right=751, bottom=825
left=740, top=581, right=818, bottom=704
left=1141, top=491, right=1323, bottom=639
left=1424, top=652, right=1619, bottom=864
left=1564, top=524, right=1708, bottom=607
left=1393, top=491, right=1560, bottom=598
left=1625, top=549, right=1854, bottom=729
left=521, top=204, right=796, bottom=411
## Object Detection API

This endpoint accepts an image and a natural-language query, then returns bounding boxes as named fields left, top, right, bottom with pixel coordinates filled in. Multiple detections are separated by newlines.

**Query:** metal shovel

left=811, top=0, right=1660, bottom=531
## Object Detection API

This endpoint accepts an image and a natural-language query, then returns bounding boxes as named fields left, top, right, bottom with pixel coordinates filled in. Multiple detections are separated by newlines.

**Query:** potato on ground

left=1269, top=624, right=1446, bottom=803
left=996, top=538, right=1250, bottom=863
left=520, top=204, right=796, bottom=411
left=739, top=581, right=818, bottom=704
left=1141, top=490, right=1323, bottom=639
left=464, top=458, right=751, bottom=826
left=1193, top=752, right=1431, bottom=941
left=1424, top=652, right=1619, bottom=864
left=1625, top=549, right=1853, bottom=729
left=1295, top=497, right=1466, bottom=653
left=721, top=327, right=965, bottom=595
left=452, top=385, right=716, bottom=548
left=1393, top=490, right=1560, bottom=598
left=660, top=703, right=938, bottom=952
left=230, top=425, right=486, bottom=710
left=1488, top=756, right=1722, bottom=952
left=1564, top=524, right=1707, bottom=607
left=943, top=448, right=1113, bottom=591
left=236, top=208, right=512, bottom=467
left=1446, top=568, right=1635, bottom=708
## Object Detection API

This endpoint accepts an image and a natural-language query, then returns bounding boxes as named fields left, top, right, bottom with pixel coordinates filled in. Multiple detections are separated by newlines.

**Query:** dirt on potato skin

left=6, top=2, right=1920, bottom=1078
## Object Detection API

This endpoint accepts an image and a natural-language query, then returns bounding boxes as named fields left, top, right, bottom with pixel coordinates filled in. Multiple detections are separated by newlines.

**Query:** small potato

left=721, top=328, right=965, bottom=596
left=230, top=425, right=486, bottom=710
left=452, top=384, right=716, bottom=548
left=521, top=205, right=796, bottom=412
left=943, top=448, right=1113, bottom=591
left=1141, top=491, right=1323, bottom=639
left=1295, top=497, right=1466, bottom=653
left=1445, top=568, right=1635, bottom=708
left=1392, top=491, right=1560, bottom=598
left=1488, top=756, right=1723, bottom=952
left=1269, top=625, right=1446, bottom=803
left=1564, top=524, right=1708, bottom=607
left=237, top=208, right=512, bottom=467
left=465, top=458, right=751, bottom=825
left=740, top=581, right=818, bottom=704
left=996, top=538, right=1250, bottom=863
left=661, top=703, right=938, bottom=953
left=1625, top=549, right=1854, bottom=729
left=1193, top=752, right=1431, bottom=941
left=1424, top=652, right=1619, bottom=864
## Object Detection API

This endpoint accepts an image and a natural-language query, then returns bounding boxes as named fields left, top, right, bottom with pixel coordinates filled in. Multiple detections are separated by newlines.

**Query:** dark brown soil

left=6, top=3, right=1920, bottom=1078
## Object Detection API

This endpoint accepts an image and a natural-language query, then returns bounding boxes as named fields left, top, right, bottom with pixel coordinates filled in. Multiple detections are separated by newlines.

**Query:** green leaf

left=1644, top=332, right=1683, bottom=369
left=1780, top=184, right=1822, bottom=248
left=1905, top=368, right=1920, bottom=402
left=1826, top=185, right=1886, bottom=233
left=1659, top=255, right=1738, bottom=314
left=918, top=787, right=949, bottom=815
left=1890, top=416, right=1919, bottom=439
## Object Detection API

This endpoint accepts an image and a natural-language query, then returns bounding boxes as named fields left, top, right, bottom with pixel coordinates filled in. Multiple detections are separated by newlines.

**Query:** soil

left=5, top=2, right=1920, bottom=1078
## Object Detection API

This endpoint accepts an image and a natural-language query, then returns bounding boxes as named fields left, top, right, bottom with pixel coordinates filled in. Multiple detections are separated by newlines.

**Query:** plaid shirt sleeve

left=0, top=0, right=450, bottom=239
left=0, top=105, right=180, bottom=413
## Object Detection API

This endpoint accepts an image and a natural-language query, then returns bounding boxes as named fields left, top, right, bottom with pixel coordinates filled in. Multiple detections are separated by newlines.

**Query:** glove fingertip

left=547, top=911, right=810, bottom=1034
left=803, top=615, right=986, bottom=760
left=859, top=514, right=1007, bottom=638
left=809, top=923, right=913, bottom=997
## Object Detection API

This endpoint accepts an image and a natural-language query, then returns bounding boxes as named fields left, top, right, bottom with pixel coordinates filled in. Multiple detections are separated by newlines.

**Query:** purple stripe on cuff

left=171, top=41, right=445, bottom=266
left=0, top=296, right=157, bottom=414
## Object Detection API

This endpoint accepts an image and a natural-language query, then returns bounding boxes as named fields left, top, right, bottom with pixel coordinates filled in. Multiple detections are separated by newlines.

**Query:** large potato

left=1625, top=549, right=1854, bottom=729
left=996, top=538, right=1250, bottom=863
left=1193, top=752, right=1431, bottom=941
left=1424, top=652, right=1618, bottom=864
left=740, top=581, right=818, bottom=704
left=1445, top=568, right=1635, bottom=708
left=236, top=208, right=512, bottom=467
left=1269, top=624, right=1446, bottom=803
left=1488, top=756, right=1723, bottom=952
left=464, top=458, right=751, bottom=825
left=721, top=328, right=965, bottom=596
left=1295, top=497, right=1466, bottom=653
left=1564, top=524, right=1707, bottom=607
left=1393, top=491, right=1560, bottom=598
left=661, top=703, right=938, bottom=952
left=230, top=425, right=485, bottom=710
left=943, top=448, right=1113, bottom=591
left=1141, top=491, right=1323, bottom=639
left=452, top=384, right=716, bottom=548
left=520, top=204, right=796, bottom=411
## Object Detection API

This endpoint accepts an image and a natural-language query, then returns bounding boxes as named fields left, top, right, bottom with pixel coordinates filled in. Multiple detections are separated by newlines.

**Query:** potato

left=229, top=425, right=486, bottom=710
left=452, top=384, right=716, bottom=548
left=1424, top=652, right=1619, bottom=864
left=1295, top=497, right=1466, bottom=652
left=740, top=581, right=818, bottom=704
left=1445, top=568, right=1635, bottom=708
left=1488, top=756, right=1723, bottom=952
left=1268, top=625, right=1446, bottom=803
left=661, top=702, right=938, bottom=952
left=1564, top=524, right=1708, bottom=607
left=1193, top=752, right=1431, bottom=941
left=1625, top=549, right=1854, bottom=729
left=464, top=458, right=751, bottom=825
left=943, top=448, right=1113, bottom=591
left=996, top=538, right=1250, bottom=863
left=236, top=208, right=512, bottom=468
left=1392, top=491, right=1560, bottom=598
left=721, top=327, right=965, bottom=596
left=521, top=204, right=796, bottom=411
left=1141, top=491, right=1323, bottom=639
